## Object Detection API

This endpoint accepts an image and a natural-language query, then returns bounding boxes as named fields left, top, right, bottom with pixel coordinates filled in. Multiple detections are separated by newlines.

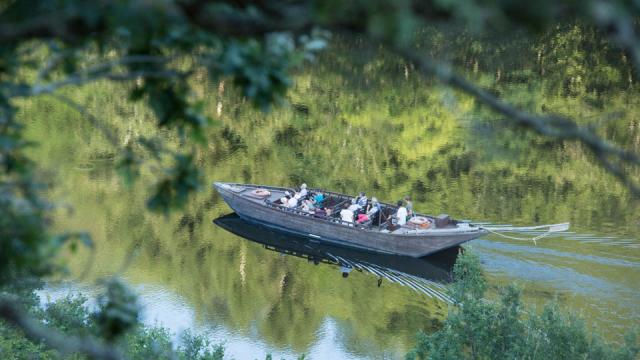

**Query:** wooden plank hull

left=214, top=182, right=487, bottom=257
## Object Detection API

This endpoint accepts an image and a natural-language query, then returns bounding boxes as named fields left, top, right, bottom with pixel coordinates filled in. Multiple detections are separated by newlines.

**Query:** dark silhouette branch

left=0, top=296, right=124, bottom=360
left=396, top=47, right=640, bottom=197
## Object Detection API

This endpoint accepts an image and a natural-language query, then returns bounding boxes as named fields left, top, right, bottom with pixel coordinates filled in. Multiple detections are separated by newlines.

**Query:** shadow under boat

left=214, top=213, right=459, bottom=302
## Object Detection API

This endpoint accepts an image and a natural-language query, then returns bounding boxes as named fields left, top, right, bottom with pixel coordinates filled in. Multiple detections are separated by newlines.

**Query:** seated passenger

left=340, top=203, right=355, bottom=223
left=313, top=206, right=327, bottom=218
left=395, top=200, right=407, bottom=226
left=356, top=192, right=368, bottom=208
left=279, top=191, right=292, bottom=205
left=314, top=192, right=325, bottom=206
left=348, top=198, right=361, bottom=212
left=302, top=199, right=316, bottom=212
left=367, top=197, right=381, bottom=217
left=404, top=195, right=413, bottom=219
left=287, top=196, right=298, bottom=208
left=298, top=183, right=308, bottom=199
left=356, top=213, right=369, bottom=224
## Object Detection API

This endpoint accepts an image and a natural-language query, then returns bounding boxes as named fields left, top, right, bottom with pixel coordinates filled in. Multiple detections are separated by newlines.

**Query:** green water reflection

left=20, top=26, right=640, bottom=358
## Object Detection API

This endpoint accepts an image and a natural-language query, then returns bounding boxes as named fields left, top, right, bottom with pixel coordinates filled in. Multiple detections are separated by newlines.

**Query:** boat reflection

left=214, top=213, right=458, bottom=302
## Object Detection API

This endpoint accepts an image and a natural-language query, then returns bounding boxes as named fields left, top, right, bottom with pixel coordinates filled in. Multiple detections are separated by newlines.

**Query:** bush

left=0, top=289, right=226, bottom=360
left=406, top=250, right=639, bottom=360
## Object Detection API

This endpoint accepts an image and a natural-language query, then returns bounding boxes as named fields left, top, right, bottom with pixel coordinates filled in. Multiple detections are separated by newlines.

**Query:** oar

left=482, top=222, right=570, bottom=232
left=481, top=222, right=570, bottom=244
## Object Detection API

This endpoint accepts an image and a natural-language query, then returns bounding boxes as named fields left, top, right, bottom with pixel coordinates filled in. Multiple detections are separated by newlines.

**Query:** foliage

left=94, top=278, right=140, bottom=341
left=42, top=294, right=95, bottom=337
left=406, top=250, right=640, bottom=360
left=0, top=286, right=225, bottom=359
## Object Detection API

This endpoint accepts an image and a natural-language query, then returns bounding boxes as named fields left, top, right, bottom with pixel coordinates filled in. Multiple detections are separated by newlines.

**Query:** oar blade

left=549, top=223, right=570, bottom=232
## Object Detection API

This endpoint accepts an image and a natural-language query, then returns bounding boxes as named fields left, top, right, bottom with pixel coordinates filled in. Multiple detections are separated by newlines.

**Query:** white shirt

left=396, top=206, right=407, bottom=226
left=299, top=188, right=308, bottom=198
left=287, top=197, right=298, bottom=208
left=340, top=209, right=354, bottom=223
left=348, top=204, right=361, bottom=211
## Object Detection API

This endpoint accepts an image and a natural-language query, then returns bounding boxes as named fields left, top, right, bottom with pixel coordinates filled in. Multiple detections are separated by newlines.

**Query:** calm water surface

left=21, top=31, right=640, bottom=359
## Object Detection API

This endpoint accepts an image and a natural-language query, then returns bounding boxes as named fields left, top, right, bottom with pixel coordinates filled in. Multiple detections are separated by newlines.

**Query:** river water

left=21, top=29, right=640, bottom=359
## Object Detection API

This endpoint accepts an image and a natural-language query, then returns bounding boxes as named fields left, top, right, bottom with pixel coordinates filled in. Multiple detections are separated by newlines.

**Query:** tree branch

left=0, top=296, right=123, bottom=360
left=396, top=47, right=640, bottom=197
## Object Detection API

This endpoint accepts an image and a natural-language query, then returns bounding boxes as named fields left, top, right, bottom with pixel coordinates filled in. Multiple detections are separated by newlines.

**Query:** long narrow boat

left=213, top=182, right=489, bottom=257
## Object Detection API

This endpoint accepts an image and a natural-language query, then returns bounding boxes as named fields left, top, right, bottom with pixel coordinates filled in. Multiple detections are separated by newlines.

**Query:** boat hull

left=214, top=182, right=487, bottom=257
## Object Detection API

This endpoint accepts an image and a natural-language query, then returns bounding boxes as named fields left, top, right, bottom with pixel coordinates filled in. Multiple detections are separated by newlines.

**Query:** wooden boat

left=213, top=182, right=489, bottom=257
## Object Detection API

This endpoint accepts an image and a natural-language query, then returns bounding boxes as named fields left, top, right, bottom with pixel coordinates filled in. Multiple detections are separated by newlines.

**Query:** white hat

left=301, top=183, right=307, bottom=189
left=372, top=197, right=378, bottom=203
left=285, top=191, right=291, bottom=196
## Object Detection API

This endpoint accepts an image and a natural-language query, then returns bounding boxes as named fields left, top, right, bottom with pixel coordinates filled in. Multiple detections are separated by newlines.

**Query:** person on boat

left=356, top=192, right=368, bottom=208
left=313, top=206, right=327, bottom=218
left=404, top=195, right=413, bottom=219
left=348, top=198, right=361, bottom=212
left=356, top=213, right=369, bottom=224
left=302, top=198, right=316, bottom=212
left=340, top=203, right=355, bottom=223
left=367, top=197, right=381, bottom=217
left=298, top=183, right=308, bottom=199
left=313, top=192, right=325, bottom=206
left=357, top=197, right=380, bottom=224
left=279, top=191, right=292, bottom=205
left=395, top=200, right=408, bottom=226
left=287, top=195, right=298, bottom=208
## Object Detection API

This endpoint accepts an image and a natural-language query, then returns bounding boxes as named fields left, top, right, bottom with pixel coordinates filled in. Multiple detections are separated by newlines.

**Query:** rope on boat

left=480, top=222, right=570, bottom=245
